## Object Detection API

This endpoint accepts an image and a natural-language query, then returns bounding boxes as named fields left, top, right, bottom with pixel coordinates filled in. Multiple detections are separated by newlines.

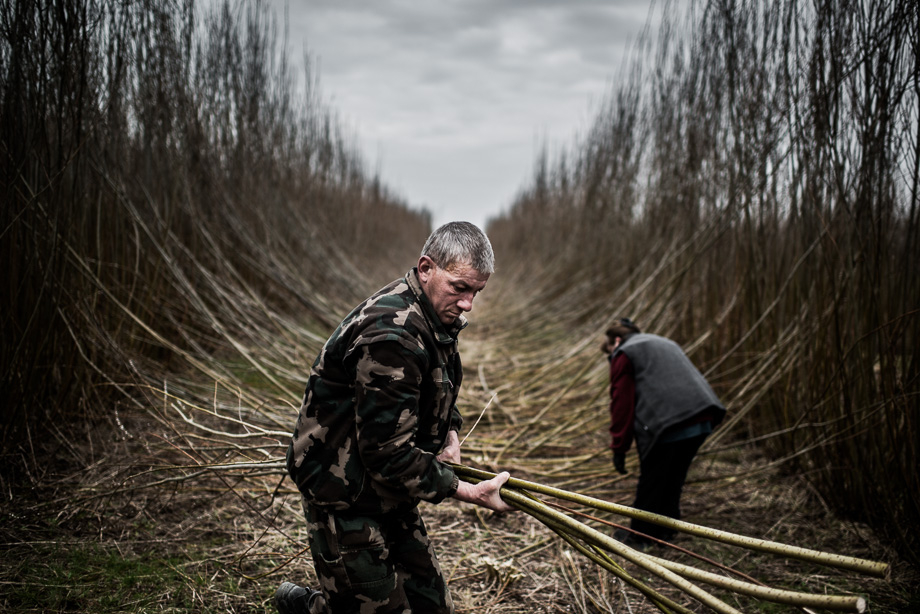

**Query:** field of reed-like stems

left=489, top=0, right=919, bottom=572
left=2, top=0, right=918, bottom=612
left=0, top=0, right=429, bottom=460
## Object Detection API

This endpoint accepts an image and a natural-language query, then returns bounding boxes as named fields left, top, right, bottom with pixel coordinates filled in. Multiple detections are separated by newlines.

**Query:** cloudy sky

left=265, top=0, right=659, bottom=230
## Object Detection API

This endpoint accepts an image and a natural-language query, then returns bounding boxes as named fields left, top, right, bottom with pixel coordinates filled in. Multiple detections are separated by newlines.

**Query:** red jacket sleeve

left=608, top=352, right=635, bottom=452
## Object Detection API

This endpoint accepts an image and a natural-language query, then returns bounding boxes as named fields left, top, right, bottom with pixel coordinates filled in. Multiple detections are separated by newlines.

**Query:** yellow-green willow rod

left=453, top=465, right=889, bottom=579
left=552, top=528, right=689, bottom=614
left=649, top=555, right=865, bottom=612
left=478, top=473, right=868, bottom=613
left=502, top=487, right=743, bottom=614
left=535, top=505, right=695, bottom=614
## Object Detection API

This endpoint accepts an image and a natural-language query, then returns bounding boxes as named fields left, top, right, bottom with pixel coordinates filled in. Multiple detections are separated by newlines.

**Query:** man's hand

left=613, top=452, right=627, bottom=475
left=437, top=430, right=461, bottom=464
left=453, top=471, right=515, bottom=513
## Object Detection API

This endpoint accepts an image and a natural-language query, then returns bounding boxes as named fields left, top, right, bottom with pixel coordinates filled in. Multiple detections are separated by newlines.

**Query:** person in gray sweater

left=602, top=318, right=726, bottom=550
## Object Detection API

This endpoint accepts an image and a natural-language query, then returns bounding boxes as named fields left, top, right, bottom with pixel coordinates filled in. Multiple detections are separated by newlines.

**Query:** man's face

left=417, top=256, right=490, bottom=325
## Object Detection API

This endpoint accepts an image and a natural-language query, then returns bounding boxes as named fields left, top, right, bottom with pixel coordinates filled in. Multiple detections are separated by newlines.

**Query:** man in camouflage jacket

left=276, top=222, right=513, bottom=614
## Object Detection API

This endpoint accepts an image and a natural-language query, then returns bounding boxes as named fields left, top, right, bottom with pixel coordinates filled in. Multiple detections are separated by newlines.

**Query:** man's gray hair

left=421, top=221, right=495, bottom=274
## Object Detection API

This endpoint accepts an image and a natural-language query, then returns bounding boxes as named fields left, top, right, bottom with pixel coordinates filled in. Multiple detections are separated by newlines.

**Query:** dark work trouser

left=303, top=502, right=453, bottom=614
left=630, top=433, right=708, bottom=541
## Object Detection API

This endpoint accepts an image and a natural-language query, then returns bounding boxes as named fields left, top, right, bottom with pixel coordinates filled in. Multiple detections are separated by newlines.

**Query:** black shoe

left=613, top=529, right=653, bottom=552
left=274, top=581, right=321, bottom=614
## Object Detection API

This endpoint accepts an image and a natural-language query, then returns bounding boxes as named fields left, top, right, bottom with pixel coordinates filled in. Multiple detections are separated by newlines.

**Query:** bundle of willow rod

left=453, top=465, right=886, bottom=614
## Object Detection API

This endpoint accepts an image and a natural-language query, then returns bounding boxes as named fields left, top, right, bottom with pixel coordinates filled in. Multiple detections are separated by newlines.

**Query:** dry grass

left=2, top=422, right=916, bottom=613
left=1, top=321, right=916, bottom=613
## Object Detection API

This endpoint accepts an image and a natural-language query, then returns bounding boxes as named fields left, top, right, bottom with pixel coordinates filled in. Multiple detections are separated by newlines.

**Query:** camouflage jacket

left=286, top=268, right=464, bottom=514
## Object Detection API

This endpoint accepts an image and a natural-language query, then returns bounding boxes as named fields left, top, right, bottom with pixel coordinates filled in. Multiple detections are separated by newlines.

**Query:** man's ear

left=418, top=255, right=436, bottom=281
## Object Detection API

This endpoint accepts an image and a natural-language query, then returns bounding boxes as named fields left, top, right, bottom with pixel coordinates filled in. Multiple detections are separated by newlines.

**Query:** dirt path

left=1, top=297, right=916, bottom=613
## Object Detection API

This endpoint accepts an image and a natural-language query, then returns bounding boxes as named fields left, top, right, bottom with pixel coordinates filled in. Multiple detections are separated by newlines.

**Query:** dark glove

left=613, top=452, right=627, bottom=475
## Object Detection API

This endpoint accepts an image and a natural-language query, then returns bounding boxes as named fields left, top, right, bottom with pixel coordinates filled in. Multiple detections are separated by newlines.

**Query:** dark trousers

left=630, top=433, right=708, bottom=541
left=304, top=502, right=453, bottom=614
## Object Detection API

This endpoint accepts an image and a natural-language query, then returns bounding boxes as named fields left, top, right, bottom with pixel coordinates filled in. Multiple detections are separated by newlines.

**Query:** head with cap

left=601, top=317, right=641, bottom=354
left=417, top=222, right=494, bottom=326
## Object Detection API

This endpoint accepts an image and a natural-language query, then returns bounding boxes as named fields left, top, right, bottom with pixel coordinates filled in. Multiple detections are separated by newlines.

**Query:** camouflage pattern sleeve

left=450, top=406, right=463, bottom=433
left=353, top=339, right=458, bottom=503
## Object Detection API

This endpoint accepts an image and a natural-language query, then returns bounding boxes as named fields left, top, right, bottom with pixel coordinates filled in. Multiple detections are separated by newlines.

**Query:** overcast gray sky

left=266, top=0, right=658, bottom=230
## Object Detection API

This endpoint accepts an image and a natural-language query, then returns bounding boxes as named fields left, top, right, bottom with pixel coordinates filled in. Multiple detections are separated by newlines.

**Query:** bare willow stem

left=649, top=555, right=866, bottom=612
left=454, top=465, right=889, bottom=579
left=534, top=505, right=695, bottom=614
left=500, top=487, right=744, bottom=614
left=463, top=468, right=870, bottom=613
